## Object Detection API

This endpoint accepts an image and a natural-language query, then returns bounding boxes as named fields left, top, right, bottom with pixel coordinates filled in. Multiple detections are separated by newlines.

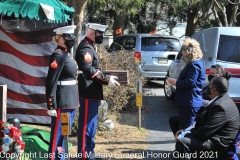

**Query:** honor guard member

left=45, top=25, right=80, bottom=160
left=75, top=23, right=120, bottom=160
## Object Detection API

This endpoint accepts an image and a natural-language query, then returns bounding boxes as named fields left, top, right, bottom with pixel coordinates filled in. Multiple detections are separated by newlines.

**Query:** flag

left=0, top=16, right=63, bottom=124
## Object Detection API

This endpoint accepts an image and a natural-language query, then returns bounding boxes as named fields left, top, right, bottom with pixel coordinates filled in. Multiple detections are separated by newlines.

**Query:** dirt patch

left=21, top=110, right=148, bottom=160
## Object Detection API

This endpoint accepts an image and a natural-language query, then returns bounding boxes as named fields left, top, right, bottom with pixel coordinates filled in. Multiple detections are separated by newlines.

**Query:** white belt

left=57, top=80, right=77, bottom=85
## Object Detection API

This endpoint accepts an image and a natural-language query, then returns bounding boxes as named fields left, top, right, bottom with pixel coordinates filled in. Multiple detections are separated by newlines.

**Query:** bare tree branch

left=213, top=0, right=228, bottom=26
left=212, top=5, right=222, bottom=27
left=213, top=0, right=224, bottom=12
left=229, top=4, right=238, bottom=26
left=200, top=1, right=213, bottom=20
left=228, top=0, right=240, bottom=5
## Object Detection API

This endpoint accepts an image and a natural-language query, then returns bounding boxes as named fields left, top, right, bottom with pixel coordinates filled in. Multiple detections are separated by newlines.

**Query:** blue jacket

left=174, top=59, right=205, bottom=108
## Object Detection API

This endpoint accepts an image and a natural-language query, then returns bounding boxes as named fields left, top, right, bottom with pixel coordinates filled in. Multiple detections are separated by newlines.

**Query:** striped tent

left=0, top=1, right=75, bottom=124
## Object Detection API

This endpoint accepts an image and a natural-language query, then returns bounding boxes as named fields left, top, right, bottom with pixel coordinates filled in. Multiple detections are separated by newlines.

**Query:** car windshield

left=217, top=35, right=240, bottom=63
left=141, top=37, right=181, bottom=51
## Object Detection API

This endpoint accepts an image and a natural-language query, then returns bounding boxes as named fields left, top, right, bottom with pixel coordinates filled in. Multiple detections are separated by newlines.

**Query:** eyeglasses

left=181, top=46, right=188, bottom=51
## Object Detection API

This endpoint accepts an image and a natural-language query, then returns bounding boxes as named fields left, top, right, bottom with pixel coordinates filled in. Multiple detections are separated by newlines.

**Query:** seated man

left=169, top=64, right=232, bottom=136
left=174, top=77, right=240, bottom=160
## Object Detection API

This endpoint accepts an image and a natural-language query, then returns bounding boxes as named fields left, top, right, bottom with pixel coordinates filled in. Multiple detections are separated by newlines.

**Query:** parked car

left=164, top=27, right=240, bottom=109
left=107, top=34, right=181, bottom=79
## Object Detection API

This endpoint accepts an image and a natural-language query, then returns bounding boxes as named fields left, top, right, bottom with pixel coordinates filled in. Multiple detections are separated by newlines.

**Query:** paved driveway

left=143, top=81, right=177, bottom=160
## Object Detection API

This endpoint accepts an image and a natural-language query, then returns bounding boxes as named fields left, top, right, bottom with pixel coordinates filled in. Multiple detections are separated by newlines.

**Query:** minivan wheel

left=164, top=78, right=175, bottom=100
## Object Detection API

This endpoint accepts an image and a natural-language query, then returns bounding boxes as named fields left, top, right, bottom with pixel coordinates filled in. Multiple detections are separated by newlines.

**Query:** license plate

left=158, top=58, right=168, bottom=63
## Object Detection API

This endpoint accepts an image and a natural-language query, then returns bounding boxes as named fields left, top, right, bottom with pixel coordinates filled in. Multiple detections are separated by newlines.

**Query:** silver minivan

left=108, top=34, right=181, bottom=79
left=164, top=27, right=240, bottom=108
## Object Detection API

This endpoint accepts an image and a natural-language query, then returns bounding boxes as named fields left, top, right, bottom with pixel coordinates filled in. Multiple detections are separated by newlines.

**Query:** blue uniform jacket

left=174, top=59, right=205, bottom=108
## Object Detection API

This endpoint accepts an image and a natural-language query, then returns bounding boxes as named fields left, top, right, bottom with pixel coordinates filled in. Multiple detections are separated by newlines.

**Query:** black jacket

left=75, top=38, right=108, bottom=100
left=190, top=93, right=240, bottom=153
left=45, top=46, right=79, bottom=110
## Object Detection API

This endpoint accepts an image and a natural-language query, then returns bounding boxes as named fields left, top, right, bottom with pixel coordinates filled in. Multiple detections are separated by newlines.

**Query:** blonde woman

left=167, top=38, right=205, bottom=136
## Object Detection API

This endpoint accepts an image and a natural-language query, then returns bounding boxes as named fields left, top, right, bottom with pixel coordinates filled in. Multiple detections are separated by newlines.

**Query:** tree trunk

left=169, top=26, right=174, bottom=35
left=185, top=8, right=198, bottom=37
left=230, top=4, right=238, bottom=26
left=221, top=6, right=228, bottom=26
left=113, top=14, right=126, bottom=39
left=212, top=5, right=222, bottom=27
left=67, top=0, right=88, bottom=52
left=213, top=0, right=228, bottom=26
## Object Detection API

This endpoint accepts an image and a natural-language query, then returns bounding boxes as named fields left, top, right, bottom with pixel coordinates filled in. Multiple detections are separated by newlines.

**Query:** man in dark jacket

left=174, top=77, right=240, bottom=160
left=75, top=23, right=120, bottom=160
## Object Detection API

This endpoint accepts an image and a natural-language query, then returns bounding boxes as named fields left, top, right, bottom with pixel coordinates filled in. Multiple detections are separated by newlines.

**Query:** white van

left=164, top=27, right=240, bottom=108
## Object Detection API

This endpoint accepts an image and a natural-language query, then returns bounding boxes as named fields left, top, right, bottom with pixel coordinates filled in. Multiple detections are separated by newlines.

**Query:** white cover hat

left=53, top=25, right=76, bottom=35
left=87, top=23, right=108, bottom=33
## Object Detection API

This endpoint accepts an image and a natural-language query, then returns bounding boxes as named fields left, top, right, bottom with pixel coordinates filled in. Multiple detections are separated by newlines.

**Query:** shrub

left=99, top=47, right=145, bottom=112
left=71, top=45, right=145, bottom=135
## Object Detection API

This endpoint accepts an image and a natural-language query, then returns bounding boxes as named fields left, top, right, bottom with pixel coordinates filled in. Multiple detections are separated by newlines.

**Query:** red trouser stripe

left=51, top=109, right=61, bottom=160
left=82, top=99, right=89, bottom=159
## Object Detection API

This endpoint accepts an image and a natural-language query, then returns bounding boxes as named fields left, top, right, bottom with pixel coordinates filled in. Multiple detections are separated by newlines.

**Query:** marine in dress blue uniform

left=45, top=25, right=79, bottom=160
left=75, top=23, right=120, bottom=160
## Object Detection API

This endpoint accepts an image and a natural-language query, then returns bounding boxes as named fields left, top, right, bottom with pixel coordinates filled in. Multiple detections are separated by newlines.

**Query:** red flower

left=0, top=131, right=4, bottom=139
left=8, top=126, right=22, bottom=139
left=17, top=140, right=25, bottom=150
left=0, top=121, right=25, bottom=157
left=7, top=150, right=13, bottom=154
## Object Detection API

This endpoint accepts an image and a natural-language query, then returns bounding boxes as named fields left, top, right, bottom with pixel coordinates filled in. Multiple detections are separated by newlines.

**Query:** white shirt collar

left=207, top=95, right=219, bottom=106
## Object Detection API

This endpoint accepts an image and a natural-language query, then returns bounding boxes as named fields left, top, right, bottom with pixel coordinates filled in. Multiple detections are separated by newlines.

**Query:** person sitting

left=169, top=64, right=232, bottom=136
left=174, top=77, right=240, bottom=160
left=202, top=64, right=232, bottom=106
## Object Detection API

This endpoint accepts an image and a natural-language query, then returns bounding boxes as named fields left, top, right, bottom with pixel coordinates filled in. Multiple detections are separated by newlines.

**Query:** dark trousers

left=174, top=135, right=237, bottom=160
left=169, top=107, right=200, bottom=135
left=78, top=97, right=100, bottom=159
left=174, top=136, right=215, bottom=160
left=169, top=115, right=180, bottom=136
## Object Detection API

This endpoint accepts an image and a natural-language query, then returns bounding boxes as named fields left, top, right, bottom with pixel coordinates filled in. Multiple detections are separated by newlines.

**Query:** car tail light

left=232, top=99, right=240, bottom=103
left=134, top=52, right=141, bottom=64
left=206, top=68, right=210, bottom=75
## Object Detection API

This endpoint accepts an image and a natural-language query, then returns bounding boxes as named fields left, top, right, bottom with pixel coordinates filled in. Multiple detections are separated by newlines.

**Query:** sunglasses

left=211, top=64, right=224, bottom=73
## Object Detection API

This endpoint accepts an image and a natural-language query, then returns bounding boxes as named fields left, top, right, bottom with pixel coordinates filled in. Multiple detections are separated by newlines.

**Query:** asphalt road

left=143, top=80, right=177, bottom=160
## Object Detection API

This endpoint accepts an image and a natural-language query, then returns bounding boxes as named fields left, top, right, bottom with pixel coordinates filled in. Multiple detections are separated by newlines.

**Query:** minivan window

left=109, top=36, right=136, bottom=51
left=124, top=36, right=136, bottom=50
left=217, top=35, right=240, bottom=63
left=141, top=37, right=181, bottom=51
left=109, top=36, right=123, bottom=51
